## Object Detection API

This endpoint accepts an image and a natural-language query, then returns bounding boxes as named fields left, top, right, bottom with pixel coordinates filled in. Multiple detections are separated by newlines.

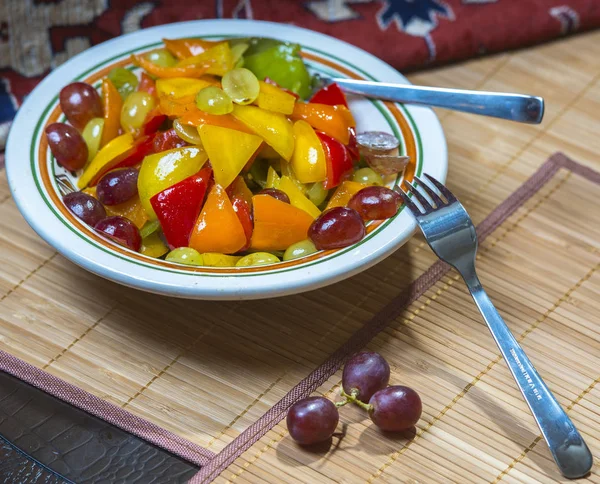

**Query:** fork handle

left=461, top=268, right=593, bottom=479
left=331, top=78, right=544, bottom=124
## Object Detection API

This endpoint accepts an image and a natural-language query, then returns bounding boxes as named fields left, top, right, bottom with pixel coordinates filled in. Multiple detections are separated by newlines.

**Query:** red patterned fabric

left=1, top=0, right=599, bottom=154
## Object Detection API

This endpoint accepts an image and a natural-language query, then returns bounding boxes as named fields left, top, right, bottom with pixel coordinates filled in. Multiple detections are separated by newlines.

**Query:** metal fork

left=399, top=175, right=593, bottom=479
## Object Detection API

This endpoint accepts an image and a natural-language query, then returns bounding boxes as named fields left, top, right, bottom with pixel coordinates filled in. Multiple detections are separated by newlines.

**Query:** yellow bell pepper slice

left=78, top=133, right=134, bottom=189
left=291, top=120, right=327, bottom=184
left=326, top=181, right=368, bottom=210
left=175, top=43, right=234, bottom=76
left=138, top=146, right=208, bottom=220
left=279, top=176, right=321, bottom=219
left=156, top=78, right=214, bottom=101
left=197, top=125, right=263, bottom=188
left=260, top=145, right=281, bottom=159
left=231, top=105, right=294, bottom=161
left=201, top=253, right=242, bottom=267
left=141, top=232, right=169, bottom=258
left=156, top=78, right=214, bottom=117
left=280, top=159, right=306, bottom=194
left=266, top=166, right=281, bottom=189
left=256, top=81, right=296, bottom=115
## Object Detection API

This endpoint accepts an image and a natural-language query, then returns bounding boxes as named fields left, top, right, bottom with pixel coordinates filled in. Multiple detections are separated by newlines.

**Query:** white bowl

left=6, top=19, right=446, bottom=300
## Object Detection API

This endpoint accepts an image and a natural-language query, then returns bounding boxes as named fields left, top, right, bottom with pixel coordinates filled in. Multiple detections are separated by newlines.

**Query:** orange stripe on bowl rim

left=39, top=51, right=418, bottom=274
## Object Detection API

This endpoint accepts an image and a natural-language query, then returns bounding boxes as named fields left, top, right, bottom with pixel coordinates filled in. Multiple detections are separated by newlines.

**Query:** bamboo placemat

left=2, top=29, right=600, bottom=483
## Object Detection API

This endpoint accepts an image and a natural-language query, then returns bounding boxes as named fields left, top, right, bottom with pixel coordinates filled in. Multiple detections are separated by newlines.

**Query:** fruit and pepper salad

left=47, top=37, right=409, bottom=268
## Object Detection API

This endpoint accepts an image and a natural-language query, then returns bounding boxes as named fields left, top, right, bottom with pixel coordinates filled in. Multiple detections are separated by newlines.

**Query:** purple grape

left=96, top=168, right=139, bottom=206
left=259, top=188, right=290, bottom=204
left=348, top=186, right=402, bottom=221
left=45, top=123, right=88, bottom=171
left=95, top=216, right=141, bottom=252
left=286, top=397, right=339, bottom=445
left=369, top=386, right=422, bottom=432
left=308, top=207, right=365, bottom=250
left=63, top=191, right=106, bottom=226
left=59, top=82, right=103, bottom=131
left=342, top=352, right=390, bottom=402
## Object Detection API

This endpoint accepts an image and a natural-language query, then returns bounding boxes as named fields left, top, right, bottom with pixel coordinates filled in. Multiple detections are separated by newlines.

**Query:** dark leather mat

left=0, top=372, right=198, bottom=483
left=0, top=436, right=66, bottom=484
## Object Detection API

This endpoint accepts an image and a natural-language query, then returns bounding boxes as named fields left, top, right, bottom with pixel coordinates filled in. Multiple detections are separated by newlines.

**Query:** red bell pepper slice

left=88, top=135, right=155, bottom=186
left=152, top=128, right=188, bottom=152
left=312, top=83, right=359, bottom=159
left=231, top=196, right=253, bottom=252
left=317, top=132, right=354, bottom=190
left=150, top=166, right=213, bottom=249
left=347, top=127, right=359, bottom=162
left=310, top=83, right=348, bottom=108
left=143, top=108, right=167, bottom=135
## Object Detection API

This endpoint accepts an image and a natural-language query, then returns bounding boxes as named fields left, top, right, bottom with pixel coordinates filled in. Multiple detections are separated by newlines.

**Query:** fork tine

left=413, top=176, right=445, bottom=206
left=396, top=188, right=422, bottom=215
left=423, top=174, right=456, bottom=202
left=405, top=182, right=433, bottom=213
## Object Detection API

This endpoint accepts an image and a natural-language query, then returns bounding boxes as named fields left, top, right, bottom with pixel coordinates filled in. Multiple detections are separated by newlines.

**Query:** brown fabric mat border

left=0, top=152, right=595, bottom=483
left=0, top=350, right=216, bottom=467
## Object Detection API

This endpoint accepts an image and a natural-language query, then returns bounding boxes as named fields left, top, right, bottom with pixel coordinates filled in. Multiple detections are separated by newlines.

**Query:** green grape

left=81, top=117, right=104, bottom=162
left=120, top=91, right=156, bottom=132
left=146, top=48, right=177, bottom=67
left=166, top=247, right=204, bottom=266
left=231, top=43, right=249, bottom=66
left=107, top=67, right=139, bottom=100
left=140, top=220, right=161, bottom=239
left=173, top=118, right=203, bottom=145
left=353, top=167, right=384, bottom=186
left=195, top=86, right=234, bottom=115
left=306, top=182, right=328, bottom=207
left=283, top=239, right=317, bottom=261
left=236, top=252, right=280, bottom=267
left=222, top=68, right=260, bottom=105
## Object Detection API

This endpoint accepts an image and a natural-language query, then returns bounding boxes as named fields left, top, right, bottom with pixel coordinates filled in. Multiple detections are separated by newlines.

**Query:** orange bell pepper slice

left=158, top=98, right=200, bottom=118
left=131, top=54, right=211, bottom=79
left=138, top=72, right=156, bottom=95
left=189, top=184, right=247, bottom=254
left=105, top=195, right=149, bottom=229
left=326, top=181, right=367, bottom=210
left=179, top=111, right=254, bottom=134
left=250, top=194, right=314, bottom=251
left=82, top=187, right=148, bottom=230
left=291, top=103, right=355, bottom=145
left=100, top=78, right=122, bottom=148
left=163, top=38, right=224, bottom=59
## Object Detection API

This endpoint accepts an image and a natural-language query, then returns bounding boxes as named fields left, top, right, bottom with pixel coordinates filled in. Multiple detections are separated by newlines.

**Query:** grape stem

left=337, top=389, right=372, bottom=411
